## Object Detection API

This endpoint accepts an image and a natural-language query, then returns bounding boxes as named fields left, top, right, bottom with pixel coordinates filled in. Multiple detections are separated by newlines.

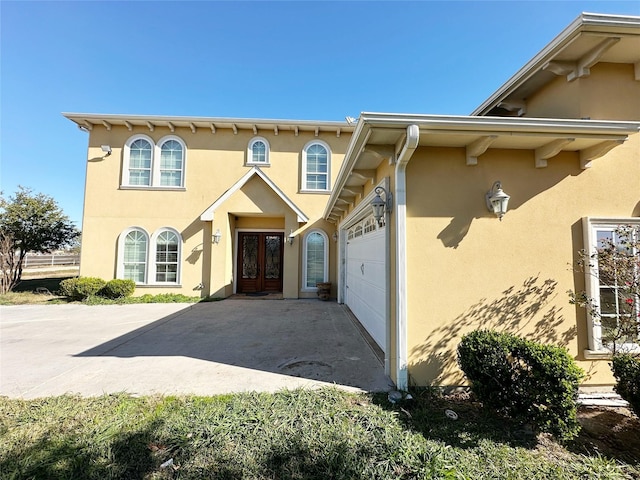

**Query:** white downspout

left=394, top=124, right=420, bottom=390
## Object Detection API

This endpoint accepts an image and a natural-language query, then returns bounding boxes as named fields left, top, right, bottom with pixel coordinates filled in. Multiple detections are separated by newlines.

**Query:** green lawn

left=1, top=389, right=638, bottom=480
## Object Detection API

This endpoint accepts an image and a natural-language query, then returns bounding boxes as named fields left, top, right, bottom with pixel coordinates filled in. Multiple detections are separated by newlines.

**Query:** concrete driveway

left=0, top=299, right=391, bottom=399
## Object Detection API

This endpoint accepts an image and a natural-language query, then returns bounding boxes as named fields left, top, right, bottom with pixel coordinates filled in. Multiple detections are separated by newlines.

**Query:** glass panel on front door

left=242, top=235, right=258, bottom=279
left=265, top=235, right=281, bottom=279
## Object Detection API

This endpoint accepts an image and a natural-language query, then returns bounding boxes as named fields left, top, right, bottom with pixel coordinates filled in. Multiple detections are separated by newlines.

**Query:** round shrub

left=58, top=277, right=79, bottom=298
left=611, top=354, right=640, bottom=417
left=457, top=329, right=584, bottom=440
left=100, top=279, right=136, bottom=299
left=72, top=277, right=107, bottom=300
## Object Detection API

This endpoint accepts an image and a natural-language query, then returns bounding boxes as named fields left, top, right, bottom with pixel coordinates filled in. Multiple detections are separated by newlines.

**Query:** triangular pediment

left=200, top=167, right=308, bottom=223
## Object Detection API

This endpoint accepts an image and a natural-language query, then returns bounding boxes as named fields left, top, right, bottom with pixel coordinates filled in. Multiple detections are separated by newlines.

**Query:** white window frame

left=247, top=137, right=270, bottom=166
left=149, top=227, right=182, bottom=285
left=583, top=217, right=640, bottom=358
left=302, top=229, right=329, bottom=291
left=156, top=135, right=186, bottom=187
left=121, top=134, right=186, bottom=189
left=117, top=226, right=182, bottom=286
left=301, top=140, right=331, bottom=192
left=122, top=135, right=154, bottom=187
left=117, top=227, right=149, bottom=284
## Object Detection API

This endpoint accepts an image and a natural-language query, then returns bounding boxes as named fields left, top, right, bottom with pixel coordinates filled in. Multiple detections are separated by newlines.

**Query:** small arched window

left=247, top=137, right=270, bottom=165
left=302, top=141, right=330, bottom=191
left=303, top=230, right=329, bottom=290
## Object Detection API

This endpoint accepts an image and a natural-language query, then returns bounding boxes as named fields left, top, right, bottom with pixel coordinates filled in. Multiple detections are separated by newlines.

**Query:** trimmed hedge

left=457, top=330, right=584, bottom=440
left=58, top=277, right=134, bottom=301
left=100, top=279, right=136, bottom=299
left=611, top=354, right=640, bottom=417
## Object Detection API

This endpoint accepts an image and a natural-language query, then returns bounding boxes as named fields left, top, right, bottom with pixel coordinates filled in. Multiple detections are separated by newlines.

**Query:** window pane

left=155, top=231, right=179, bottom=283
left=160, top=140, right=183, bottom=186
left=306, top=232, right=325, bottom=288
left=160, top=171, right=182, bottom=186
left=129, top=170, right=151, bottom=186
left=124, top=231, right=147, bottom=282
left=252, top=141, right=266, bottom=163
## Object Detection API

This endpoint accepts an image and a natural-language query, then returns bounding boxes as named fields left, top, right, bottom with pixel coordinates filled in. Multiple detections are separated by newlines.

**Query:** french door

left=237, top=232, right=284, bottom=293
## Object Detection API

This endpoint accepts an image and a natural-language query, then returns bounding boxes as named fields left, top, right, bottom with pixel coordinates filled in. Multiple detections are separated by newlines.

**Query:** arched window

left=126, top=137, right=153, bottom=186
left=122, top=134, right=186, bottom=189
left=159, top=139, right=184, bottom=187
left=303, top=230, right=328, bottom=290
left=153, top=229, right=180, bottom=283
left=118, top=228, right=149, bottom=283
left=247, top=137, right=270, bottom=165
left=302, top=141, right=330, bottom=191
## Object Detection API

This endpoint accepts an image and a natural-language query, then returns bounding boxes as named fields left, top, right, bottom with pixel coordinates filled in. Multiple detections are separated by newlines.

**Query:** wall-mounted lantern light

left=101, top=145, right=112, bottom=157
left=332, top=231, right=338, bottom=242
left=212, top=229, right=222, bottom=244
left=288, top=229, right=295, bottom=245
left=371, top=186, right=392, bottom=226
left=485, top=181, right=510, bottom=221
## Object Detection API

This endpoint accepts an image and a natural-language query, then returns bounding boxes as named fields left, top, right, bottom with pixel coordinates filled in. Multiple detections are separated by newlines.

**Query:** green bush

left=57, top=277, right=79, bottom=297
left=100, top=279, right=136, bottom=299
left=611, top=354, right=640, bottom=417
left=71, top=277, right=107, bottom=300
left=457, top=330, right=584, bottom=440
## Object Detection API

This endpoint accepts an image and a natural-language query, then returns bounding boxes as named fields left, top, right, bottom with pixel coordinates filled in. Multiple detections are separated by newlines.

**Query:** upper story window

left=122, top=135, right=186, bottom=189
left=582, top=218, right=640, bottom=354
left=247, top=137, right=270, bottom=165
left=128, top=138, right=153, bottom=186
left=159, top=139, right=184, bottom=187
left=302, top=140, right=330, bottom=192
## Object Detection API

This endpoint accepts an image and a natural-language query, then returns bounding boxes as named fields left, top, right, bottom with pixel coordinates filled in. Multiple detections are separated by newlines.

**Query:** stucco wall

left=80, top=124, right=350, bottom=298
left=405, top=133, right=640, bottom=387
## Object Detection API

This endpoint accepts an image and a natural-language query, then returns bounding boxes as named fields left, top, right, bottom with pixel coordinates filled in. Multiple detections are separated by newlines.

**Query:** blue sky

left=2, top=1, right=639, bottom=227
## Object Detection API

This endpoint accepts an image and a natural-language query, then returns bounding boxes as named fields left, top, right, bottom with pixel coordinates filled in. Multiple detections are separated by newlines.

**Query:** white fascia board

left=62, top=112, right=351, bottom=131
left=199, top=167, right=309, bottom=223
left=471, top=12, right=640, bottom=116
left=358, top=112, right=640, bottom=135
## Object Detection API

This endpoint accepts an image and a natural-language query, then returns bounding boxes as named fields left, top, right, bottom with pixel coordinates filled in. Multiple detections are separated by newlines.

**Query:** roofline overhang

left=471, top=12, right=640, bottom=117
left=62, top=112, right=353, bottom=135
left=323, top=112, right=640, bottom=220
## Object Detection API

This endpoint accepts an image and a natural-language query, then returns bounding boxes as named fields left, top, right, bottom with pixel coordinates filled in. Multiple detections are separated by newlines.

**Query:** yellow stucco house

left=65, top=13, right=640, bottom=390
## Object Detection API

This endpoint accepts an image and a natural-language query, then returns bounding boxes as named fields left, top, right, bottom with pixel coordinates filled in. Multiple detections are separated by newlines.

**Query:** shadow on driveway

left=75, top=299, right=391, bottom=393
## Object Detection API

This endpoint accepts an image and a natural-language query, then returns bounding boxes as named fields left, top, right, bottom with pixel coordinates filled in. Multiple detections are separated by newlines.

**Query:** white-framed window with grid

left=122, top=135, right=186, bottom=189
left=117, top=227, right=182, bottom=285
left=247, top=137, right=270, bottom=165
left=582, top=217, right=640, bottom=355
left=302, top=230, right=328, bottom=291
left=301, top=140, right=330, bottom=192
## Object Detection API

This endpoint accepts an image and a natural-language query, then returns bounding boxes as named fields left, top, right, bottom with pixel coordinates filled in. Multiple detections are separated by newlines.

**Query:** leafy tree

left=569, top=224, right=639, bottom=354
left=0, top=187, right=79, bottom=293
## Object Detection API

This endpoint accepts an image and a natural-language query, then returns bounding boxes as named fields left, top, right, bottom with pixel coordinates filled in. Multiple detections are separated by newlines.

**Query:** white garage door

left=345, top=218, right=386, bottom=353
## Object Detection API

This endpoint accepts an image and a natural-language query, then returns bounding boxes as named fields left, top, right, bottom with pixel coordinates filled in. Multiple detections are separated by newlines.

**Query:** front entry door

left=237, top=232, right=284, bottom=293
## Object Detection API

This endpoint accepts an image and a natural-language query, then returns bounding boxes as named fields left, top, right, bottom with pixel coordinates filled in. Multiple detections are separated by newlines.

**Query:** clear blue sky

left=2, top=1, right=639, bottom=227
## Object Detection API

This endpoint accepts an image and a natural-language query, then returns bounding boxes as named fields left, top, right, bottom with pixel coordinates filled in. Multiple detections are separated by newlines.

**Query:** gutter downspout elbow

left=394, top=124, right=420, bottom=391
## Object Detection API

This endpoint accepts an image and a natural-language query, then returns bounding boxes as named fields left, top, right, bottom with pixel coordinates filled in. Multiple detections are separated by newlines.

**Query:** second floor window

left=122, top=135, right=186, bottom=188
left=302, top=141, right=330, bottom=191
left=247, top=137, right=270, bottom=165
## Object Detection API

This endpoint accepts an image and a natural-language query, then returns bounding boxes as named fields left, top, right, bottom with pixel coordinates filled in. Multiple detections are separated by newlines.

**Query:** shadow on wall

left=409, top=275, right=577, bottom=386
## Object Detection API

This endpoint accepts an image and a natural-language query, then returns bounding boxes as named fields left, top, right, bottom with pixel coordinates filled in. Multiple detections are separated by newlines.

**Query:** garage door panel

left=345, top=229, right=386, bottom=353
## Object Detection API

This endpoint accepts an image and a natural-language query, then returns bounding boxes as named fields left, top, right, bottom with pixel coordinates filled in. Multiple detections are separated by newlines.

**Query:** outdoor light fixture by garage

left=332, top=231, right=338, bottom=242
left=371, top=186, right=392, bottom=226
left=212, top=229, right=222, bottom=244
left=485, top=181, right=510, bottom=221
left=101, top=145, right=112, bottom=157
left=288, top=229, right=295, bottom=245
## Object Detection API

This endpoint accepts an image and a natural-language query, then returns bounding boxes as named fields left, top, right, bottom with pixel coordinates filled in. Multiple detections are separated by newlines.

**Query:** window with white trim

left=117, top=227, right=182, bottom=285
left=303, top=230, right=328, bottom=290
left=583, top=218, right=640, bottom=353
left=122, top=135, right=186, bottom=188
left=302, top=141, right=330, bottom=191
left=247, top=137, right=270, bottom=165
left=153, top=229, right=180, bottom=283
left=120, top=228, right=149, bottom=283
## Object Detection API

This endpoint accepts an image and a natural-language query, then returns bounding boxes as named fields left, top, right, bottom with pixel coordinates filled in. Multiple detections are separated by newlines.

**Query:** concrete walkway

left=0, top=300, right=392, bottom=399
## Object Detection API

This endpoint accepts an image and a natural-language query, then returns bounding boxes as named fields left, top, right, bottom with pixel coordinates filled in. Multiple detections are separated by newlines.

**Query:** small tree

left=0, top=187, right=79, bottom=293
left=569, top=224, right=640, bottom=355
